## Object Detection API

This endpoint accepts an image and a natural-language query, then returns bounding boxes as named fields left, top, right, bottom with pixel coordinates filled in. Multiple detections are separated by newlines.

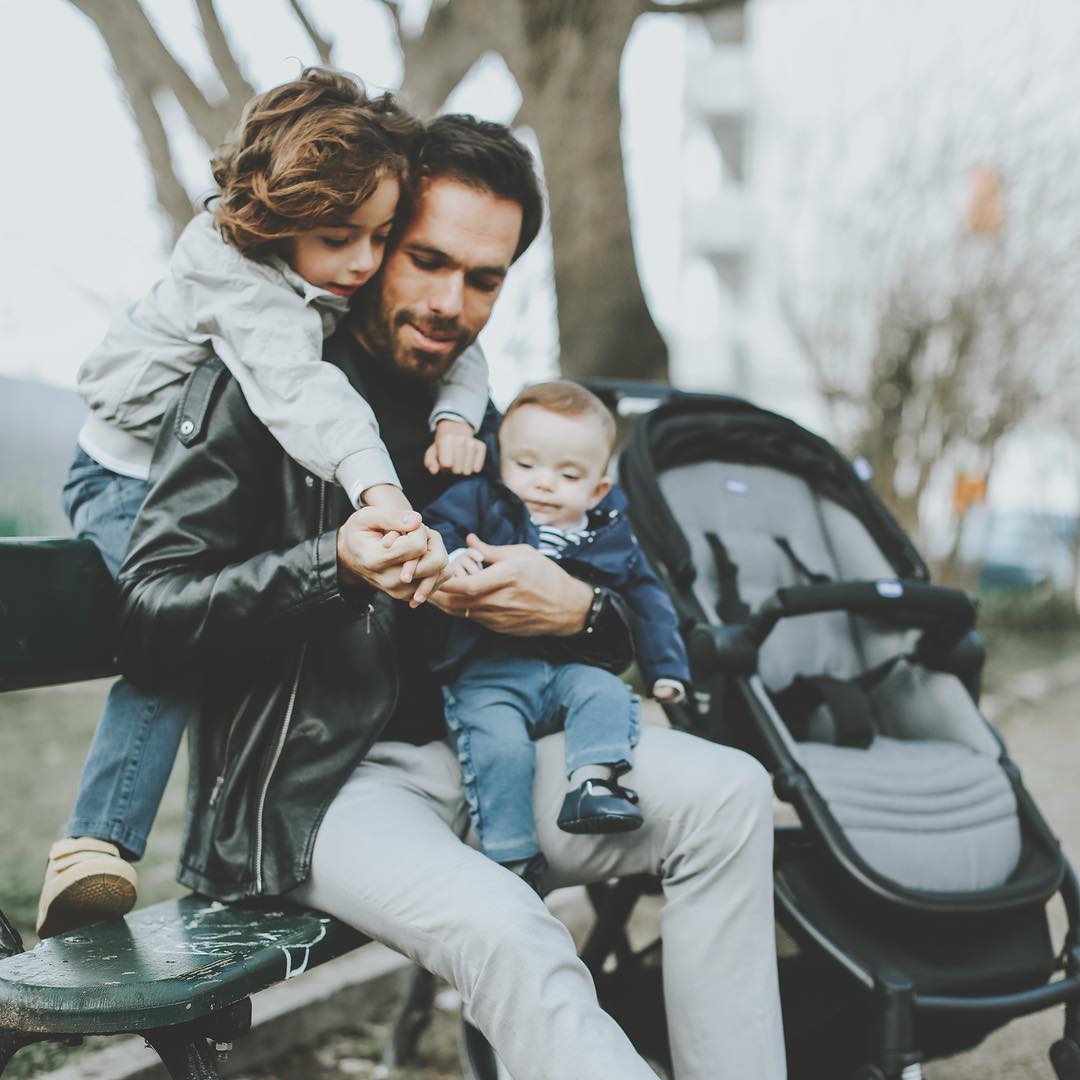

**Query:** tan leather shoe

left=35, top=837, right=138, bottom=939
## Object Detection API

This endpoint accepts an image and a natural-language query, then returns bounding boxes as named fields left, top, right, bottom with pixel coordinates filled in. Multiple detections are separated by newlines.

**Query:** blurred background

left=2, top=0, right=1079, bottom=603
left=1, top=1, right=1079, bottom=1076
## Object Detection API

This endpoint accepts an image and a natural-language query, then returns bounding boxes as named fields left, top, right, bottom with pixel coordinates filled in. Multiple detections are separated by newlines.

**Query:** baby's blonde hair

left=502, top=381, right=616, bottom=455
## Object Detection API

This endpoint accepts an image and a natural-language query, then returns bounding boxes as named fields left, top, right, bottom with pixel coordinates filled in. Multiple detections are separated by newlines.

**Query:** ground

left=1, top=628, right=1078, bottom=1077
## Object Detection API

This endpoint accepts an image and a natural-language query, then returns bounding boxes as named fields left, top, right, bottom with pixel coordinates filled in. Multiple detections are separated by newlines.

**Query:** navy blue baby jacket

left=424, top=473, right=691, bottom=689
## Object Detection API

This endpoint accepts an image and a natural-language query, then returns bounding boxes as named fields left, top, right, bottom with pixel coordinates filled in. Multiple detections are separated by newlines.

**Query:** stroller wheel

left=1051, top=1037, right=1080, bottom=1080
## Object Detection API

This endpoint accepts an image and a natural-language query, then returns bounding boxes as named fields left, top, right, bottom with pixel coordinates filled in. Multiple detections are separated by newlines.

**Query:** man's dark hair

left=414, top=114, right=544, bottom=262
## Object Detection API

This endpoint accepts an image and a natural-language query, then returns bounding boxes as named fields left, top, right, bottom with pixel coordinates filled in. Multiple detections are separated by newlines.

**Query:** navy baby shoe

left=557, top=777, right=643, bottom=834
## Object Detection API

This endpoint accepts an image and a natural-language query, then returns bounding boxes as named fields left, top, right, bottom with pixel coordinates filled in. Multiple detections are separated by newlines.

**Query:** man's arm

left=430, top=536, right=635, bottom=672
left=116, top=362, right=436, bottom=686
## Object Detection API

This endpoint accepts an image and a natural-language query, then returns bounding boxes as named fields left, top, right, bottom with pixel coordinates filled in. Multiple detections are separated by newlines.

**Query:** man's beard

left=356, top=290, right=473, bottom=385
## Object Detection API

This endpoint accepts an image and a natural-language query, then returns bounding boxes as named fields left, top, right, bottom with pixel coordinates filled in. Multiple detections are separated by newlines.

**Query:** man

left=116, top=116, right=785, bottom=1079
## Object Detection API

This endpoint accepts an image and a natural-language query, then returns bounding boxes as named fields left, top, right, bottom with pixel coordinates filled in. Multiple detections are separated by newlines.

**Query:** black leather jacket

left=115, top=344, right=633, bottom=901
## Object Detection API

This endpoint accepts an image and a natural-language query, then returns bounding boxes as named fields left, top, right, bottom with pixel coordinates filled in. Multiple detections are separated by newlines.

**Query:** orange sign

left=953, top=473, right=988, bottom=517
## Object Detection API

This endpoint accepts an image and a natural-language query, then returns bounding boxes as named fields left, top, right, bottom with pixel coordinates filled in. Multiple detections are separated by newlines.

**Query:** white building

left=671, top=7, right=755, bottom=398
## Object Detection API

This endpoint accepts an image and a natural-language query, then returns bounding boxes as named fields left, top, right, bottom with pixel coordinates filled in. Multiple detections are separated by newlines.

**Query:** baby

left=424, top=381, right=691, bottom=886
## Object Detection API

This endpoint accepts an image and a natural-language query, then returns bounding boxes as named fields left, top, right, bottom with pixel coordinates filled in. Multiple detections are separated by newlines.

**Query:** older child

left=425, top=381, right=691, bottom=887
left=37, top=68, right=487, bottom=938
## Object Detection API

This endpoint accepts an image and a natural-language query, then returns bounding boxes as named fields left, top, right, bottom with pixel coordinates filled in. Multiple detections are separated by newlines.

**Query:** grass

left=974, top=587, right=1080, bottom=695
left=0, top=679, right=188, bottom=1078
left=979, top=626, right=1080, bottom=694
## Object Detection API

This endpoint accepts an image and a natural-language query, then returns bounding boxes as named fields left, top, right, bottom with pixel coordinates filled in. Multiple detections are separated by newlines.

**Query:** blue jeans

left=62, top=447, right=193, bottom=860
left=442, top=645, right=640, bottom=863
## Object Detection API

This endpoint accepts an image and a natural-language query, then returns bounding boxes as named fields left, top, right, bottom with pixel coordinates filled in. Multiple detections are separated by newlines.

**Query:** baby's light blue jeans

left=61, top=447, right=192, bottom=859
left=442, top=643, right=640, bottom=863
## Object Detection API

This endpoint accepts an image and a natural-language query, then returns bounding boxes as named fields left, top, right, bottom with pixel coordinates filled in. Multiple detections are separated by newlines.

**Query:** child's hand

left=407, top=526, right=452, bottom=607
left=362, top=483, right=414, bottom=518
left=361, top=484, right=425, bottom=578
left=424, top=419, right=487, bottom=477
left=652, top=679, right=686, bottom=704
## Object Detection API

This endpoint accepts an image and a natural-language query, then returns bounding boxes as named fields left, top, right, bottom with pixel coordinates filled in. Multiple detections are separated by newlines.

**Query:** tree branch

left=287, top=0, right=335, bottom=65
left=642, top=0, right=745, bottom=15
left=69, top=0, right=234, bottom=146
left=194, top=0, right=254, bottom=102
left=374, top=0, right=403, bottom=40
left=393, top=0, right=494, bottom=117
left=127, top=89, right=194, bottom=242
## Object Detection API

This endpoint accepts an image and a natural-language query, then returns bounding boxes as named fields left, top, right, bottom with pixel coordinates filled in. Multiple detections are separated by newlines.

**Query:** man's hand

left=424, top=419, right=487, bottom=476
left=337, top=507, right=449, bottom=603
left=430, top=535, right=593, bottom=636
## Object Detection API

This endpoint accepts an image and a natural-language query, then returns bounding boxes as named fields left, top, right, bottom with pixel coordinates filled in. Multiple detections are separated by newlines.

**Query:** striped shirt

left=535, top=518, right=591, bottom=558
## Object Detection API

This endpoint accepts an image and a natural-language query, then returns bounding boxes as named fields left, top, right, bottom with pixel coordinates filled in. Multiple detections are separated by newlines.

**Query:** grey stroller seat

left=666, top=458, right=1020, bottom=895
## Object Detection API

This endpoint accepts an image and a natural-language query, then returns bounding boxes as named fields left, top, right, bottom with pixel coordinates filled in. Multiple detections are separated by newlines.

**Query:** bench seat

left=0, top=895, right=365, bottom=1036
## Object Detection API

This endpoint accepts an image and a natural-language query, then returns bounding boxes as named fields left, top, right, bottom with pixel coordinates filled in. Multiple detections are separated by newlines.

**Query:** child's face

left=288, top=176, right=399, bottom=298
left=499, top=405, right=612, bottom=528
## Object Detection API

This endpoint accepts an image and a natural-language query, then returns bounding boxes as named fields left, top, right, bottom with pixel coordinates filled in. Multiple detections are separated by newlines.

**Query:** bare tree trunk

left=509, top=1, right=668, bottom=382
left=390, top=0, right=671, bottom=382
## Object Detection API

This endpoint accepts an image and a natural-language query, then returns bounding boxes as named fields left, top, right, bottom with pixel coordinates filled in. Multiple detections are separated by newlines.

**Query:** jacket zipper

left=253, top=478, right=327, bottom=893
left=208, top=689, right=253, bottom=808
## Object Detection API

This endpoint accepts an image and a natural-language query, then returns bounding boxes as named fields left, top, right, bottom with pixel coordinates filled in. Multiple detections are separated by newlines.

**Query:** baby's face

left=498, top=405, right=611, bottom=528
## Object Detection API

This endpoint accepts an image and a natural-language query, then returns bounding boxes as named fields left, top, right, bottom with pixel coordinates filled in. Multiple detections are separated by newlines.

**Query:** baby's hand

left=447, top=549, right=484, bottom=578
left=424, top=419, right=487, bottom=477
left=652, top=679, right=686, bottom=704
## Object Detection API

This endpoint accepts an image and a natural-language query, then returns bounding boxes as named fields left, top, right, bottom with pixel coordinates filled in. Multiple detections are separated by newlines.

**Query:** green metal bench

left=0, top=538, right=367, bottom=1078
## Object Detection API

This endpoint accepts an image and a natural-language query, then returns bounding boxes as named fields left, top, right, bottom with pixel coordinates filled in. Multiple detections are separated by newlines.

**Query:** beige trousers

left=290, top=726, right=786, bottom=1080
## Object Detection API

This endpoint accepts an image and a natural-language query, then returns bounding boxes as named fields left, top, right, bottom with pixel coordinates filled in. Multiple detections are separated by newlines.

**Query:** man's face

left=357, top=177, right=523, bottom=381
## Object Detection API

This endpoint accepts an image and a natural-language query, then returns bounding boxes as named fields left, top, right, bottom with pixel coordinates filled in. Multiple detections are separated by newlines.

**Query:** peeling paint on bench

left=0, top=895, right=365, bottom=1036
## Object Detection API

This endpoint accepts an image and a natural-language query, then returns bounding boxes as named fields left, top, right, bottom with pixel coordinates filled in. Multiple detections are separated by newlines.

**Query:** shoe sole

left=557, top=814, right=644, bottom=835
left=37, top=873, right=137, bottom=940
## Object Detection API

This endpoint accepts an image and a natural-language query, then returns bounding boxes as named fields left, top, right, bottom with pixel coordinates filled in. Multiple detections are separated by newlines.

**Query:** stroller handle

left=745, top=580, right=977, bottom=655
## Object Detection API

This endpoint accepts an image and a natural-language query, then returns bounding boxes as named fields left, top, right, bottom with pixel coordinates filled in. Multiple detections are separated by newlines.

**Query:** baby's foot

left=557, top=777, right=643, bottom=835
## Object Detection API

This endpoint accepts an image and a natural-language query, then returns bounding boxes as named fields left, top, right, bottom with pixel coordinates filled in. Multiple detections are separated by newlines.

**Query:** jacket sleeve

left=422, top=476, right=490, bottom=557
left=622, top=549, right=692, bottom=689
left=116, top=361, right=367, bottom=688
left=428, top=342, right=489, bottom=432
left=184, top=261, right=399, bottom=507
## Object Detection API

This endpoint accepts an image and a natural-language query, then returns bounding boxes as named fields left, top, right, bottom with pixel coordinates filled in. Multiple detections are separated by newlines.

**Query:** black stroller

left=598, top=384, right=1080, bottom=1080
